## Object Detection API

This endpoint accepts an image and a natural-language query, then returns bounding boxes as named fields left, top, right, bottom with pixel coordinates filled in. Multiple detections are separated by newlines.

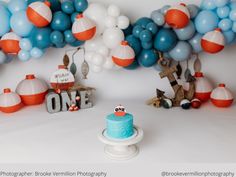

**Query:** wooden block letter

left=61, top=91, right=77, bottom=112
left=80, top=90, right=93, bottom=109
left=46, top=92, right=61, bottom=114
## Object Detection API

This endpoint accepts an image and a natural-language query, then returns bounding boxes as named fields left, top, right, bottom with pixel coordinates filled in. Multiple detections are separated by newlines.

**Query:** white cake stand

left=98, top=126, right=144, bottom=161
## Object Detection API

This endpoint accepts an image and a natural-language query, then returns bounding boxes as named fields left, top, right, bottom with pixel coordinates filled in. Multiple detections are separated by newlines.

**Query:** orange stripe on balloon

left=50, top=82, right=75, bottom=91
left=211, top=98, right=234, bottom=108
left=73, top=27, right=96, bottom=41
left=0, top=103, right=23, bottom=113
left=195, top=92, right=212, bottom=102
left=20, top=91, right=47, bottom=105
left=0, top=40, right=20, bottom=54
left=201, top=39, right=224, bottom=54
left=112, top=57, right=135, bottom=67
left=165, top=10, right=189, bottom=29
left=27, top=7, right=49, bottom=27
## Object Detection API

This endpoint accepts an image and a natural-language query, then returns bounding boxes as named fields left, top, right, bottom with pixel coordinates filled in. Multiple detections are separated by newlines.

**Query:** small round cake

left=106, top=105, right=134, bottom=139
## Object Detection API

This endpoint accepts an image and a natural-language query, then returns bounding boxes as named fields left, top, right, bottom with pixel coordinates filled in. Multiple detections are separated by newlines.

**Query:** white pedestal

left=98, top=126, right=144, bottom=161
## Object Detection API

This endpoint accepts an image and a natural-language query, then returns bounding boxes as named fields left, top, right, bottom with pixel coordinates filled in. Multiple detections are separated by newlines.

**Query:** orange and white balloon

left=165, top=3, right=190, bottom=29
left=0, top=88, right=23, bottom=113
left=26, top=1, right=52, bottom=28
left=201, top=28, right=225, bottom=54
left=72, top=14, right=96, bottom=41
left=194, top=72, right=213, bottom=102
left=16, top=74, right=48, bottom=105
left=112, top=41, right=135, bottom=67
left=210, top=84, right=234, bottom=108
left=0, top=32, right=21, bottom=54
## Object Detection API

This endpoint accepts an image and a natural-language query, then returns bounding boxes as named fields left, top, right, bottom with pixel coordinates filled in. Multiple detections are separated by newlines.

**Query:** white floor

left=0, top=100, right=236, bottom=163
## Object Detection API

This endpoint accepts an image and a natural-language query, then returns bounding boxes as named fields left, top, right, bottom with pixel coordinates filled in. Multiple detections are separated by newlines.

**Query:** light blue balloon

left=188, top=33, right=203, bottom=53
left=195, top=10, right=219, bottom=34
left=169, top=41, right=192, bottom=61
left=232, top=22, right=236, bottom=32
left=20, top=38, right=33, bottom=51
left=30, top=47, right=44, bottom=58
left=151, top=10, right=165, bottom=26
left=160, top=5, right=170, bottom=15
left=18, top=50, right=30, bottom=61
left=229, top=9, right=236, bottom=21
left=5, top=55, right=14, bottom=63
left=201, top=0, right=217, bottom=10
left=174, top=21, right=196, bottom=40
left=0, top=5, right=11, bottom=36
left=217, top=6, right=230, bottom=18
left=215, top=0, right=230, bottom=7
left=153, top=63, right=163, bottom=71
left=0, top=51, right=7, bottom=64
left=230, top=2, right=236, bottom=10
left=8, top=0, right=27, bottom=13
left=187, top=4, right=200, bottom=19
left=218, top=18, right=233, bottom=31
left=223, top=30, right=235, bottom=44
left=10, top=11, right=34, bottom=37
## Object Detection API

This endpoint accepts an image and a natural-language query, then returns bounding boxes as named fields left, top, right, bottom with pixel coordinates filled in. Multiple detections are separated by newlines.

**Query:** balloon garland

left=0, top=0, right=235, bottom=71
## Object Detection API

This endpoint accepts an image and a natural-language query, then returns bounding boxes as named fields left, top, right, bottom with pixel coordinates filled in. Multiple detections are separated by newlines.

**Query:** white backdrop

left=0, top=0, right=235, bottom=101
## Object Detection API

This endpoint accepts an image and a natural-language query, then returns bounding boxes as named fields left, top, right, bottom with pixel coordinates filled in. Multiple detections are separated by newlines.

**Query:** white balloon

left=84, top=3, right=107, bottom=35
left=84, top=51, right=95, bottom=62
left=97, top=45, right=110, bottom=56
left=92, top=53, right=105, bottom=66
left=104, top=16, right=117, bottom=28
left=103, top=57, right=115, bottom=70
left=107, top=4, right=120, bottom=17
left=84, top=36, right=103, bottom=52
left=92, top=65, right=103, bottom=73
left=103, top=27, right=124, bottom=49
left=117, top=15, right=130, bottom=29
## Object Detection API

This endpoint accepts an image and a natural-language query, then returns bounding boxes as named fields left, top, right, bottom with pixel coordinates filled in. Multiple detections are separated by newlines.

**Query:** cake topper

left=114, top=105, right=126, bottom=117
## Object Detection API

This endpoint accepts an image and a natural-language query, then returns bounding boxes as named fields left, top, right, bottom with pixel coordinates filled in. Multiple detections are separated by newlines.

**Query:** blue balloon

left=135, top=17, right=153, bottom=28
left=160, top=5, right=170, bottom=15
left=139, top=30, right=152, bottom=42
left=123, top=24, right=133, bottom=36
left=215, top=0, right=230, bottom=7
left=229, top=10, right=236, bottom=21
left=18, top=50, right=30, bottom=62
left=51, top=11, right=71, bottom=31
left=125, top=35, right=142, bottom=55
left=146, top=22, right=158, bottom=35
left=71, top=12, right=79, bottom=23
left=230, top=2, right=236, bottom=10
left=10, top=11, right=34, bottom=37
left=64, top=30, right=76, bottom=43
left=124, top=59, right=140, bottom=70
left=61, top=1, right=74, bottom=14
left=4, top=55, right=14, bottom=63
left=69, top=40, right=84, bottom=47
left=132, top=25, right=144, bottom=38
left=138, top=49, right=158, bottom=67
left=30, top=27, right=52, bottom=49
left=150, top=10, right=165, bottom=26
left=0, top=5, right=10, bottom=36
left=188, top=33, right=203, bottom=53
left=50, top=31, right=64, bottom=45
left=0, top=51, right=7, bottom=64
left=232, top=22, right=236, bottom=32
left=27, top=0, right=61, bottom=12
left=195, top=10, right=219, bottom=34
left=169, top=41, right=192, bottom=61
left=174, top=21, right=196, bottom=40
left=218, top=18, right=233, bottom=31
left=20, top=38, right=33, bottom=51
left=8, top=0, right=27, bottom=13
left=74, top=0, right=88, bottom=12
left=223, top=30, right=235, bottom=44
left=217, top=6, right=230, bottom=19
left=201, top=0, right=217, bottom=10
left=30, top=47, right=44, bottom=58
left=153, top=63, right=163, bottom=71
left=187, top=4, right=200, bottom=19
left=154, top=28, right=178, bottom=52
left=142, top=41, right=153, bottom=50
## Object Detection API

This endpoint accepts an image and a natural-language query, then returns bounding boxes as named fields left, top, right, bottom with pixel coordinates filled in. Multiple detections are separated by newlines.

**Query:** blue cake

left=106, top=105, right=134, bottom=139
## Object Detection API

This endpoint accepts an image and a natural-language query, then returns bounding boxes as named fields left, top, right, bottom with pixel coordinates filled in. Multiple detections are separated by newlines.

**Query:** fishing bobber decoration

left=201, top=28, right=225, bottom=54
left=72, top=14, right=96, bottom=41
left=26, top=1, right=52, bottom=28
left=114, top=105, right=126, bottom=116
left=50, top=65, right=75, bottom=92
left=161, top=98, right=173, bottom=109
left=112, top=41, right=135, bottom=67
left=210, top=84, right=234, bottom=108
left=0, top=88, right=23, bottom=113
left=16, top=74, right=48, bottom=105
left=0, top=32, right=21, bottom=55
left=165, top=3, right=190, bottom=29
left=191, top=98, right=201, bottom=109
left=180, top=99, right=191, bottom=110
left=194, top=72, right=213, bottom=102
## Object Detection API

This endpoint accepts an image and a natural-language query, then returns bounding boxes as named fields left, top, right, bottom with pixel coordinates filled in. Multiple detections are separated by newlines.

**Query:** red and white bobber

left=0, top=32, right=21, bottom=54
left=26, top=1, right=52, bottom=28
left=201, top=28, right=225, bottom=54
left=165, top=3, right=190, bottom=29
left=194, top=72, right=213, bottom=102
left=191, top=98, right=201, bottom=109
left=210, top=84, right=234, bottom=108
left=72, top=14, right=96, bottom=41
left=0, top=88, right=23, bottom=113
left=16, top=74, right=48, bottom=105
left=50, top=65, right=75, bottom=91
left=112, top=41, right=135, bottom=67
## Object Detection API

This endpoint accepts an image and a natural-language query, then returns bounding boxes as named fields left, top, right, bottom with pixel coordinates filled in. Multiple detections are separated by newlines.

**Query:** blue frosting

left=106, top=113, right=134, bottom=139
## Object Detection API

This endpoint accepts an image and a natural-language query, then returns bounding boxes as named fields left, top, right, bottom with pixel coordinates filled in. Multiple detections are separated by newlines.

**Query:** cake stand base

left=98, top=126, right=143, bottom=161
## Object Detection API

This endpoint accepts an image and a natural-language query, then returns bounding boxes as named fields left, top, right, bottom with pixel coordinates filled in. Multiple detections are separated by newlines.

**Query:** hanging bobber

left=210, top=84, right=234, bottom=108
left=161, top=98, right=173, bottom=109
left=0, top=32, right=21, bottom=54
left=16, top=74, right=48, bottom=105
left=180, top=99, right=191, bottom=110
left=50, top=65, right=75, bottom=91
left=165, top=3, right=190, bottom=29
left=191, top=98, right=201, bottom=109
left=0, top=88, right=23, bottom=113
left=72, top=14, right=96, bottom=41
left=112, top=41, right=135, bottom=67
left=194, top=72, right=213, bottom=102
left=26, top=1, right=52, bottom=28
left=201, top=28, right=225, bottom=54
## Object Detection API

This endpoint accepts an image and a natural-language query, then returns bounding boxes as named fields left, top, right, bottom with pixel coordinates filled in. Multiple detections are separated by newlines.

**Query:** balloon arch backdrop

left=0, top=0, right=235, bottom=73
